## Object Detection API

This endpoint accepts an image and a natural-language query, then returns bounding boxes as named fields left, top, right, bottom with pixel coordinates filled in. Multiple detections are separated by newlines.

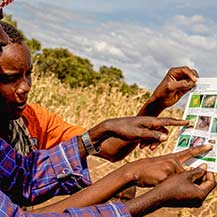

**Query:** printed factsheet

left=173, top=78, right=217, bottom=172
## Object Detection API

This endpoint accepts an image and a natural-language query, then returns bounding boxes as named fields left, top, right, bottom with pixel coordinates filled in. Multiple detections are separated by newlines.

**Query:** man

left=0, top=2, right=215, bottom=216
left=0, top=13, right=198, bottom=160
left=0, top=0, right=198, bottom=203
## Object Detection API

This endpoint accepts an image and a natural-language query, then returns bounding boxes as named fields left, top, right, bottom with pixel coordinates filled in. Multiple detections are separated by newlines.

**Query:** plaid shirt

left=0, top=137, right=131, bottom=216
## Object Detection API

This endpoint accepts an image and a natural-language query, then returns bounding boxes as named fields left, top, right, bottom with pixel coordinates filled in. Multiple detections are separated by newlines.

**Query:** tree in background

left=3, top=14, right=141, bottom=95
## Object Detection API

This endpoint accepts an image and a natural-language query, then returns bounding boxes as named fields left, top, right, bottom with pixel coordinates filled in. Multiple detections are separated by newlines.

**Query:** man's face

left=0, top=42, right=32, bottom=120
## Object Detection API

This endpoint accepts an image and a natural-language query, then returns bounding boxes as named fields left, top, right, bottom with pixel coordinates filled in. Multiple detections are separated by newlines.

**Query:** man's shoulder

left=22, top=103, right=50, bottom=124
left=24, top=103, right=48, bottom=116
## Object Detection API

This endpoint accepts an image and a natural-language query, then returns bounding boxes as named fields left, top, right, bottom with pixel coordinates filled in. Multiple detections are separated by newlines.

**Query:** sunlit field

left=29, top=73, right=217, bottom=217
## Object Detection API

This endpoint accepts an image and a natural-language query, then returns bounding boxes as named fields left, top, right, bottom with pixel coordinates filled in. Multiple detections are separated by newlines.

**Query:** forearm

left=137, top=95, right=166, bottom=117
left=125, top=187, right=165, bottom=216
left=97, top=138, right=137, bottom=162
left=30, top=165, right=132, bottom=214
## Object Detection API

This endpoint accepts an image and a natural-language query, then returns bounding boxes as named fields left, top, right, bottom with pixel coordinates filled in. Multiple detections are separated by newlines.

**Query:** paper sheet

left=173, top=77, right=217, bottom=172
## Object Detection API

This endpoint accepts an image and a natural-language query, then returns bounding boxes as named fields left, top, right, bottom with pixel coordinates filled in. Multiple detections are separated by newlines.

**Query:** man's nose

left=16, top=77, right=31, bottom=100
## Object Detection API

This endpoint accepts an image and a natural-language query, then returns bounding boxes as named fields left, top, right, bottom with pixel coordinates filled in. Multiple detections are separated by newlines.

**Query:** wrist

left=83, top=120, right=112, bottom=155
left=121, top=163, right=137, bottom=185
left=81, top=131, right=101, bottom=155
left=125, top=186, right=165, bottom=216
left=139, top=95, right=166, bottom=116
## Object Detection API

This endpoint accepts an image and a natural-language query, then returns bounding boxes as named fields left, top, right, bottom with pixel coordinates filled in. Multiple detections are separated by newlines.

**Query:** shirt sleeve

left=0, top=137, right=91, bottom=207
left=0, top=189, right=131, bottom=217
left=23, top=103, right=86, bottom=150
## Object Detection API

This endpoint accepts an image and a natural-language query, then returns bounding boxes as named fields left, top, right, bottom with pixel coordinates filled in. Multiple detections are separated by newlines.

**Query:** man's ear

left=0, top=24, right=9, bottom=46
left=0, top=8, right=3, bottom=19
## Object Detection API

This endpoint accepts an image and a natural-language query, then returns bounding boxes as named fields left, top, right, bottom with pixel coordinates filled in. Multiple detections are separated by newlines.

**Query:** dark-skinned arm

left=138, top=66, right=198, bottom=116
left=77, top=116, right=188, bottom=161
left=125, top=164, right=216, bottom=216
left=30, top=145, right=212, bottom=214
left=95, top=67, right=198, bottom=161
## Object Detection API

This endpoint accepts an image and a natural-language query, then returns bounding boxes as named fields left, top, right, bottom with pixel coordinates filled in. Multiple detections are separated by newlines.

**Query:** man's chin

left=9, top=110, right=24, bottom=120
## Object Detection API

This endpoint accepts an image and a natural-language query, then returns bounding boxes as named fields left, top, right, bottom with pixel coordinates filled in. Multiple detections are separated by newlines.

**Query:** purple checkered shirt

left=0, top=137, right=131, bottom=216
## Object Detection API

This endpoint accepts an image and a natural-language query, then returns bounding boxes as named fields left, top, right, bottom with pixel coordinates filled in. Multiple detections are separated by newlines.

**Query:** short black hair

left=0, top=20, right=24, bottom=43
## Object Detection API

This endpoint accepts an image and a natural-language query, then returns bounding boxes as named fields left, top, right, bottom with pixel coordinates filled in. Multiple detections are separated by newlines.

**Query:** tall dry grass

left=29, top=73, right=217, bottom=217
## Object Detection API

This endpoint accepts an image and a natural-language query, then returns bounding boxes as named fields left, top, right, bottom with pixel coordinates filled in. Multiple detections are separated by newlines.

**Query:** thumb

left=190, top=164, right=207, bottom=183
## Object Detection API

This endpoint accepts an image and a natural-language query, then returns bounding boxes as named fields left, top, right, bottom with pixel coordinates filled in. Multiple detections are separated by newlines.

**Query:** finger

left=198, top=163, right=207, bottom=171
left=198, top=164, right=208, bottom=182
left=169, top=80, right=196, bottom=92
left=147, top=127, right=169, bottom=149
left=144, top=117, right=188, bottom=129
left=189, top=166, right=206, bottom=183
left=181, top=67, right=198, bottom=82
left=151, top=117, right=189, bottom=128
left=158, top=126, right=169, bottom=135
left=191, top=69, right=199, bottom=78
left=174, top=144, right=213, bottom=164
left=174, top=160, right=185, bottom=173
left=139, top=140, right=161, bottom=150
left=171, top=67, right=198, bottom=82
left=139, top=140, right=149, bottom=149
left=149, top=141, right=161, bottom=150
left=140, top=129, right=168, bottom=142
left=199, top=172, right=216, bottom=193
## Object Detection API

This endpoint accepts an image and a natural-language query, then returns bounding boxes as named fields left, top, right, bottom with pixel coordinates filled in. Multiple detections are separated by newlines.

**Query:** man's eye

left=0, top=74, right=20, bottom=84
left=26, top=70, right=33, bottom=76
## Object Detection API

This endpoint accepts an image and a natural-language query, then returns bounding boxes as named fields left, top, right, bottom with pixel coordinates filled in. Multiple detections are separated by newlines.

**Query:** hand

left=88, top=116, right=188, bottom=147
left=138, top=66, right=198, bottom=116
left=152, top=66, right=198, bottom=108
left=125, top=145, right=212, bottom=187
left=157, top=164, right=216, bottom=208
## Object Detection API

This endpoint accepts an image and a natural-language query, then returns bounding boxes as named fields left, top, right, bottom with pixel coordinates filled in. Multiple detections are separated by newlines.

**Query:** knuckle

left=197, top=192, right=205, bottom=201
left=168, top=67, right=176, bottom=73
left=181, top=80, right=189, bottom=87
left=158, top=173, right=168, bottom=182
left=137, top=129, right=145, bottom=138
left=186, top=148, right=194, bottom=158
left=166, top=82, right=173, bottom=91
left=182, top=66, right=190, bottom=71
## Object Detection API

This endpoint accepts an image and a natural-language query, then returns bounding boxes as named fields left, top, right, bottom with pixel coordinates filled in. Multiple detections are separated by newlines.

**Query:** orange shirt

left=22, top=104, right=85, bottom=150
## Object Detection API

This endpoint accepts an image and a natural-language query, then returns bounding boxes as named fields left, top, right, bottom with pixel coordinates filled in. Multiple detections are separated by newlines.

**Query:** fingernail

left=204, top=144, right=213, bottom=150
left=160, top=134, right=168, bottom=141
left=199, top=163, right=207, bottom=170
left=150, top=145, right=156, bottom=150
left=193, top=76, right=198, bottom=82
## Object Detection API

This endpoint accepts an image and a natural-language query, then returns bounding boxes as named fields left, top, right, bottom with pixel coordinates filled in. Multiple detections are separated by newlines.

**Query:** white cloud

left=5, top=1, right=217, bottom=91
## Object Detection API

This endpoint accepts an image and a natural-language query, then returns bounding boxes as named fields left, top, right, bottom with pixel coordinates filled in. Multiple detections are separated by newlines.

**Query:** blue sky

left=4, top=0, right=217, bottom=92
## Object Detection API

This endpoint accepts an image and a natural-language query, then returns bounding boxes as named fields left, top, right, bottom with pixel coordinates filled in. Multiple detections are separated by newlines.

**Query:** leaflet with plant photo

left=173, top=77, right=217, bottom=172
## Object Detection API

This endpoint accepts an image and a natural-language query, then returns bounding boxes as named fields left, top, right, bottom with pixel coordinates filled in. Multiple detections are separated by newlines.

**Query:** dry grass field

left=29, top=73, right=217, bottom=216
